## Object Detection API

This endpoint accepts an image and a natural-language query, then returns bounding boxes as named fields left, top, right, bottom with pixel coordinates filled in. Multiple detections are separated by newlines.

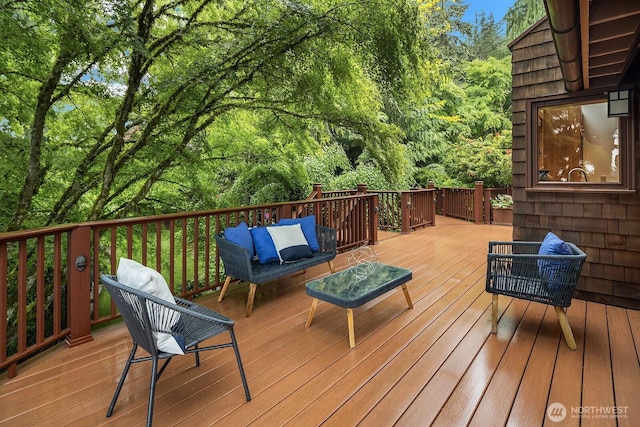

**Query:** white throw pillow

left=116, top=258, right=185, bottom=354
left=266, top=223, right=313, bottom=263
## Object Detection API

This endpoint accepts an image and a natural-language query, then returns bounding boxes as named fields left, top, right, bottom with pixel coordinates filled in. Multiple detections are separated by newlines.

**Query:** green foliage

left=217, top=161, right=310, bottom=207
left=504, top=0, right=547, bottom=42
left=491, top=193, right=513, bottom=209
left=468, top=11, right=509, bottom=60
left=327, top=164, right=392, bottom=192
left=413, top=163, right=464, bottom=188
left=0, top=0, right=520, bottom=231
left=459, top=57, right=512, bottom=138
left=422, top=0, right=472, bottom=66
left=443, top=133, right=513, bottom=188
left=304, top=143, right=353, bottom=185
left=0, top=0, right=433, bottom=230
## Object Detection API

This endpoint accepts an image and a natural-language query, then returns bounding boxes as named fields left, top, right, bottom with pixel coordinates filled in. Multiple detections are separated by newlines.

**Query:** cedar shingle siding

left=510, top=19, right=640, bottom=309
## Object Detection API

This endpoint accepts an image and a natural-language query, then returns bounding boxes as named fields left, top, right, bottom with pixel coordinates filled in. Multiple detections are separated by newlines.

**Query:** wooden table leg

left=401, top=284, right=413, bottom=309
left=306, top=298, right=318, bottom=328
left=347, top=308, right=355, bottom=348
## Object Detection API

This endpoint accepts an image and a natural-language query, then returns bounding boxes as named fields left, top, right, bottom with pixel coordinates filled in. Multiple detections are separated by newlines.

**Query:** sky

left=462, top=0, right=515, bottom=23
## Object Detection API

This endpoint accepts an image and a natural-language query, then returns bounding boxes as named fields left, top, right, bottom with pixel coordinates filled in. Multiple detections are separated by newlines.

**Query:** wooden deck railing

left=434, top=181, right=511, bottom=224
left=0, top=181, right=506, bottom=378
left=314, top=184, right=436, bottom=233
left=0, top=194, right=378, bottom=378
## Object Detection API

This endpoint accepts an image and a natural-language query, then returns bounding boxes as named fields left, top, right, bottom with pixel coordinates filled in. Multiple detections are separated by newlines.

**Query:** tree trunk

left=6, top=51, right=73, bottom=231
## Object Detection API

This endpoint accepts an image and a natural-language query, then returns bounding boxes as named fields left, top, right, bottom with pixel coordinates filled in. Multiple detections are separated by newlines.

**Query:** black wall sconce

left=76, top=255, right=87, bottom=271
left=608, top=89, right=631, bottom=117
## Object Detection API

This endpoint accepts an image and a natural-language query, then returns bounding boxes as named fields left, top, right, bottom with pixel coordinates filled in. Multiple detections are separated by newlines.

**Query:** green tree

left=443, top=132, right=512, bottom=187
left=0, top=0, right=430, bottom=231
left=459, top=56, right=512, bottom=138
left=504, top=0, right=547, bottom=41
left=424, top=0, right=472, bottom=65
left=468, top=11, right=509, bottom=60
left=218, top=161, right=310, bottom=207
left=0, top=0, right=121, bottom=230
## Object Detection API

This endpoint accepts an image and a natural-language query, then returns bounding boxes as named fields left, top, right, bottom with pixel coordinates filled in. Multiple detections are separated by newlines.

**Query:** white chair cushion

left=117, top=258, right=184, bottom=354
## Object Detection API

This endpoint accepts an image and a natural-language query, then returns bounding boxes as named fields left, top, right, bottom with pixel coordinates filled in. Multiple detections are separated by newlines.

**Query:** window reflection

left=536, top=100, right=620, bottom=183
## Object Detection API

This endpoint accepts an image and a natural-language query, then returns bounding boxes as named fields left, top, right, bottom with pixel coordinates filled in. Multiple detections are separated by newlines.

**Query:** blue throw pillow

left=279, top=215, right=319, bottom=252
left=538, top=232, right=572, bottom=290
left=267, top=224, right=313, bottom=263
left=224, top=222, right=254, bottom=259
left=250, top=226, right=280, bottom=264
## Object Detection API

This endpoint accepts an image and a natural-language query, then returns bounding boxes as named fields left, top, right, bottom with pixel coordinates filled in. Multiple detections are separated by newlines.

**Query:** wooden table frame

left=306, top=280, right=413, bottom=348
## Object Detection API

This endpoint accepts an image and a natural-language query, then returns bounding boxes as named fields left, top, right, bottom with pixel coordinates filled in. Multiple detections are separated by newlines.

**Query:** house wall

left=510, top=19, right=640, bottom=309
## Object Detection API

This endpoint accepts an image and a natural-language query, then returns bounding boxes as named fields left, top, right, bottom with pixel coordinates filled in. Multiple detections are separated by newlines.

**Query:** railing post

left=357, top=183, right=368, bottom=194
left=428, top=182, right=436, bottom=226
left=369, top=193, right=379, bottom=244
left=474, top=181, right=484, bottom=225
left=442, top=188, right=448, bottom=217
left=484, top=188, right=492, bottom=224
left=312, top=183, right=322, bottom=199
left=400, top=191, right=411, bottom=234
left=279, top=204, right=293, bottom=220
left=65, top=225, right=93, bottom=347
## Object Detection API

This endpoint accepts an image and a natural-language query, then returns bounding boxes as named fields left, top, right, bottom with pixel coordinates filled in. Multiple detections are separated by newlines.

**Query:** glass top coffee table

left=305, top=262, right=413, bottom=348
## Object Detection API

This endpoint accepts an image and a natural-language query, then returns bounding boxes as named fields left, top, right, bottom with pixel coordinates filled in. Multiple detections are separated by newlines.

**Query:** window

left=528, top=92, right=634, bottom=191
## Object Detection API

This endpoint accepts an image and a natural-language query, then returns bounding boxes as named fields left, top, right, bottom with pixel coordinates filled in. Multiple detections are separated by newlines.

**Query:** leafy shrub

left=327, top=163, right=391, bottom=191
left=217, top=161, right=310, bottom=207
left=413, top=163, right=465, bottom=188
left=491, top=193, right=513, bottom=209
left=304, top=143, right=353, bottom=185
left=443, top=133, right=512, bottom=188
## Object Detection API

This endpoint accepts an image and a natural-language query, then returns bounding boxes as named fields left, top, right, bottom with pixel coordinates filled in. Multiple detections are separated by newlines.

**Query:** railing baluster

left=193, top=217, right=199, bottom=293
left=181, top=219, right=187, bottom=295
left=36, top=236, right=45, bottom=344
left=53, top=234, right=62, bottom=335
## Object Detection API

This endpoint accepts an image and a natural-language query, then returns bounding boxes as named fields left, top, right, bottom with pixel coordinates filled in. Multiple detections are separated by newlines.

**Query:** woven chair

left=101, top=274, right=251, bottom=427
left=485, top=241, right=587, bottom=350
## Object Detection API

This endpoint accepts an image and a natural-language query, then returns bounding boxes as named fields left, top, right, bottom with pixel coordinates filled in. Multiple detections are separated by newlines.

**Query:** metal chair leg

left=229, top=328, right=251, bottom=402
left=146, top=358, right=159, bottom=427
left=107, top=344, right=137, bottom=418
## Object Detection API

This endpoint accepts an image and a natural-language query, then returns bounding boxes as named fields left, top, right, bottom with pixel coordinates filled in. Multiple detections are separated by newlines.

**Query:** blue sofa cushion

left=224, top=222, right=254, bottom=259
left=538, top=232, right=572, bottom=290
left=250, top=226, right=280, bottom=264
left=267, top=224, right=313, bottom=263
left=279, top=215, right=320, bottom=252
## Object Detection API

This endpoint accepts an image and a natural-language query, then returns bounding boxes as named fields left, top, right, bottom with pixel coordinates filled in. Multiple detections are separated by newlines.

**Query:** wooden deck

left=1, top=216, right=639, bottom=426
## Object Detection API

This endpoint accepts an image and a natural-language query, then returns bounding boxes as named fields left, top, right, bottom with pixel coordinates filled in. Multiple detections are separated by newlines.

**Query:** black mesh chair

left=485, top=241, right=587, bottom=350
left=101, top=274, right=251, bottom=427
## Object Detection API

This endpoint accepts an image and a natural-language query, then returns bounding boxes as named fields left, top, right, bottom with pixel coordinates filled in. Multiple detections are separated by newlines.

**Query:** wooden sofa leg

left=246, top=283, right=257, bottom=317
left=328, top=260, right=335, bottom=274
left=491, top=294, right=498, bottom=334
left=218, top=276, right=232, bottom=303
left=554, top=306, right=577, bottom=350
